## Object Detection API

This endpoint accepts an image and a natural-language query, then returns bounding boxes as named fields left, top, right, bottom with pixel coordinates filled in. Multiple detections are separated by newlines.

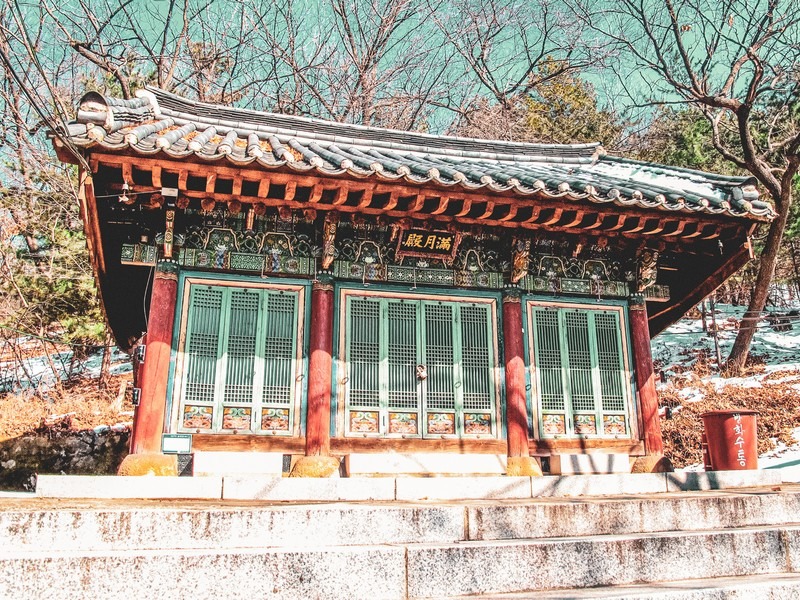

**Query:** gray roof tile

left=60, top=87, right=774, bottom=221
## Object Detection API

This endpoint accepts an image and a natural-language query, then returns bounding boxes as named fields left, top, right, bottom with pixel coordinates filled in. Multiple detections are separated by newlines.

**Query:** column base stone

left=117, top=453, right=178, bottom=476
left=506, top=456, right=543, bottom=477
left=631, top=454, right=674, bottom=474
left=290, top=456, right=341, bottom=478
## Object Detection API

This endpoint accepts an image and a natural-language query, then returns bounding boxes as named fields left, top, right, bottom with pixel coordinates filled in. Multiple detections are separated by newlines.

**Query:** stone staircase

left=2, top=475, right=800, bottom=598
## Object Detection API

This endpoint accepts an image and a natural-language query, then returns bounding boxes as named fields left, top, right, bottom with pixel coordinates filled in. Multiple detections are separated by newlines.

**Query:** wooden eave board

left=87, top=152, right=760, bottom=244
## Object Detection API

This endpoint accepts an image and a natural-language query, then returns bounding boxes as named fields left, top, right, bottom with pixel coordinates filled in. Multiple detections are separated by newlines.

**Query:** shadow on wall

left=0, top=427, right=130, bottom=491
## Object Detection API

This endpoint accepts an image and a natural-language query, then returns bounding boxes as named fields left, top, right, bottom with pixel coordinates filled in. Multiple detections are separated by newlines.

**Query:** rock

left=0, top=430, right=130, bottom=491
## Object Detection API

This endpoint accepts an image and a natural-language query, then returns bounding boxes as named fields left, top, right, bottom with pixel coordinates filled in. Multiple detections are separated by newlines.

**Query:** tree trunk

left=99, top=328, right=113, bottom=392
left=790, top=240, right=800, bottom=302
left=726, top=195, right=792, bottom=372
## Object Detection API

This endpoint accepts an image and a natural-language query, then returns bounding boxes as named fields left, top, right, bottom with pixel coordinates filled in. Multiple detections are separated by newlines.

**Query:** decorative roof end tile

left=87, top=126, right=105, bottom=142
left=135, top=89, right=161, bottom=118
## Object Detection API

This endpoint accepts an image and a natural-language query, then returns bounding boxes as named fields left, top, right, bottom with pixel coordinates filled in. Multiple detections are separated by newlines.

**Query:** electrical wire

left=94, top=188, right=163, bottom=200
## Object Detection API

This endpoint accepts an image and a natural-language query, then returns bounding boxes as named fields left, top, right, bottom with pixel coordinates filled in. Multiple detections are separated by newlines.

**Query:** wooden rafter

left=284, top=181, right=297, bottom=201
left=432, top=197, right=449, bottom=215
left=88, top=153, right=758, bottom=243
left=333, top=187, right=348, bottom=206
left=80, top=175, right=106, bottom=276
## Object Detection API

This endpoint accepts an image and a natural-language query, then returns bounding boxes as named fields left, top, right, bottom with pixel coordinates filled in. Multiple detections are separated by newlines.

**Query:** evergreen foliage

left=0, top=171, right=104, bottom=348
left=525, top=63, right=623, bottom=146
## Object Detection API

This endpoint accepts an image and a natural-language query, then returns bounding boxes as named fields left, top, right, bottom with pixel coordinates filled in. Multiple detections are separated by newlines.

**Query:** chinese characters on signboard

left=395, top=228, right=460, bottom=261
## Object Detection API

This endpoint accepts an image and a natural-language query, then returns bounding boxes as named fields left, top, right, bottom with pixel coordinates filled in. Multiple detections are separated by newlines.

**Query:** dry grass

left=0, top=373, right=134, bottom=441
left=2, top=352, right=797, bottom=471
left=661, top=365, right=800, bottom=468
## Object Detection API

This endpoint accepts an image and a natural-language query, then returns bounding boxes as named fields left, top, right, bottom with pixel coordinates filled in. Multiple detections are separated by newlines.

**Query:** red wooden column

left=304, top=275, right=334, bottom=457
left=629, top=294, right=664, bottom=455
left=130, top=260, right=179, bottom=455
left=502, top=290, right=530, bottom=459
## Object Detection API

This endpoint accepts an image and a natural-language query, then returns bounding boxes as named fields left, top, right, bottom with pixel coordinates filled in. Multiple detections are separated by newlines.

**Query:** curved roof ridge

left=146, top=87, right=602, bottom=160
left=61, top=87, right=773, bottom=222
left=602, top=155, right=757, bottom=187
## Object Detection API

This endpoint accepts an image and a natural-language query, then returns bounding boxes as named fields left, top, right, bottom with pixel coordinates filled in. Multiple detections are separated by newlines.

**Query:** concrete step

left=404, top=525, right=800, bottom=598
left=32, top=469, right=786, bottom=501
left=0, top=489, right=800, bottom=552
left=0, top=502, right=467, bottom=552
left=1, top=525, right=799, bottom=599
left=3, top=490, right=800, bottom=552
left=466, top=489, right=800, bottom=541
left=445, top=572, right=800, bottom=599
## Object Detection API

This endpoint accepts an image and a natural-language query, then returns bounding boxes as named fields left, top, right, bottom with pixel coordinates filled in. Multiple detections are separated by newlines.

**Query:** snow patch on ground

left=653, top=304, right=800, bottom=478
left=0, top=346, right=132, bottom=393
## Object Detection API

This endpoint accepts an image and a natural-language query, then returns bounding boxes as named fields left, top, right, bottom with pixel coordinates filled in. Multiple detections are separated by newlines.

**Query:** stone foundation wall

left=0, top=429, right=130, bottom=491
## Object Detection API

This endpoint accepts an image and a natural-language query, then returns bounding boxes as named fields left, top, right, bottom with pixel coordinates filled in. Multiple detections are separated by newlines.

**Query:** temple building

left=52, top=88, right=772, bottom=476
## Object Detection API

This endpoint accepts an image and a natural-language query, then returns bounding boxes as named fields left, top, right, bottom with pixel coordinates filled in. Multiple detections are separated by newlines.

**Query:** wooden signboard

left=395, top=228, right=461, bottom=261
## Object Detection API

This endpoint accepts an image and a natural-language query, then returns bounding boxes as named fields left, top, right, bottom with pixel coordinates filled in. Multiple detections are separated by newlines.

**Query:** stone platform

left=33, top=468, right=785, bottom=500
left=2, top=474, right=799, bottom=598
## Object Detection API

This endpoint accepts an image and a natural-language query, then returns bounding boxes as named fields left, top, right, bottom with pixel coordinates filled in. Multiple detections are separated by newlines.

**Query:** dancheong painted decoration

left=51, top=87, right=772, bottom=476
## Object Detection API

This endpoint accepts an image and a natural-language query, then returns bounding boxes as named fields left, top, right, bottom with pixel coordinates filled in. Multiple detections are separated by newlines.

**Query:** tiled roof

left=62, top=87, right=773, bottom=220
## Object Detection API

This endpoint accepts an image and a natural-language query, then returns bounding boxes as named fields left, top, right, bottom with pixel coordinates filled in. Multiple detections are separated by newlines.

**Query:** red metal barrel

left=700, top=410, right=759, bottom=471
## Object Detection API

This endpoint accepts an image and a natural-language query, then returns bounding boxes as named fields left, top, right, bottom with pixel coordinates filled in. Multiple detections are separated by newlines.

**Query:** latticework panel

left=260, top=292, right=297, bottom=405
left=595, top=312, right=626, bottom=412
left=564, top=311, right=596, bottom=413
left=224, top=289, right=259, bottom=405
left=348, top=297, right=381, bottom=407
left=184, top=287, right=223, bottom=404
left=460, top=304, right=493, bottom=411
left=423, top=303, right=456, bottom=411
left=387, top=301, right=419, bottom=410
left=530, top=302, right=631, bottom=438
left=532, top=309, right=565, bottom=412
left=180, top=282, right=302, bottom=435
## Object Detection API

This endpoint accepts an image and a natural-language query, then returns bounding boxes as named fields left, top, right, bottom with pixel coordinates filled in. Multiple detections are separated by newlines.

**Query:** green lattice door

left=178, top=283, right=301, bottom=435
left=344, top=295, right=497, bottom=438
left=528, top=304, right=631, bottom=438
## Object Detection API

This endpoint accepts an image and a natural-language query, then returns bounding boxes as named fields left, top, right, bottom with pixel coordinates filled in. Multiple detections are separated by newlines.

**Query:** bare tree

left=571, top=0, right=800, bottom=372
left=37, top=0, right=201, bottom=98
left=0, top=1, right=109, bottom=393
left=431, top=0, right=610, bottom=130
left=4, top=0, right=613, bottom=130
left=241, top=0, right=458, bottom=128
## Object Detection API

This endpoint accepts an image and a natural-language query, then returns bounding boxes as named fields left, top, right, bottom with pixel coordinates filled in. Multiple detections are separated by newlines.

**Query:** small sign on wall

left=162, top=433, right=193, bottom=454
left=395, top=228, right=461, bottom=261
